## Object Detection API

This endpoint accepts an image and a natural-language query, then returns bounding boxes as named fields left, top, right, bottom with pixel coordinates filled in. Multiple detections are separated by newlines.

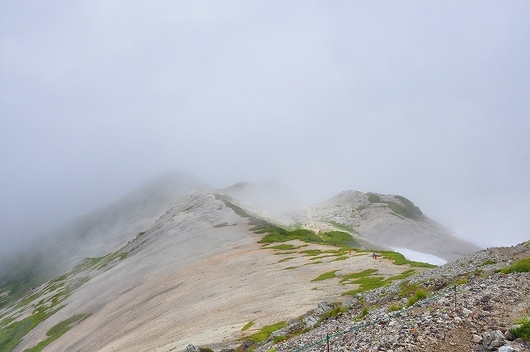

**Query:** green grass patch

left=510, top=318, right=530, bottom=341
left=388, top=303, right=403, bottom=312
left=318, top=231, right=362, bottom=247
left=0, top=302, right=65, bottom=351
left=354, top=276, right=387, bottom=291
left=311, top=270, right=338, bottom=282
left=273, top=335, right=286, bottom=344
left=258, top=229, right=322, bottom=245
left=309, top=254, right=341, bottom=261
left=366, top=194, right=423, bottom=220
left=278, top=257, right=295, bottom=263
left=305, top=261, right=322, bottom=265
left=300, top=249, right=323, bottom=257
left=398, top=281, right=419, bottom=298
left=501, top=257, right=530, bottom=274
left=245, top=321, right=287, bottom=343
left=1, top=314, right=45, bottom=351
left=480, top=259, right=497, bottom=266
left=333, top=256, right=348, bottom=261
left=378, top=251, right=436, bottom=268
left=283, top=266, right=297, bottom=270
left=318, top=305, right=347, bottom=324
left=216, top=195, right=251, bottom=218
left=270, top=244, right=296, bottom=251
left=24, top=313, right=91, bottom=352
left=453, top=277, right=469, bottom=286
left=342, top=276, right=388, bottom=296
left=386, top=196, right=423, bottom=220
left=354, top=307, right=369, bottom=322
left=367, top=193, right=381, bottom=203
left=274, top=251, right=297, bottom=255
left=242, top=321, right=254, bottom=331
left=0, top=269, right=91, bottom=350
left=406, top=288, right=429, bottom=307
left=339, top=269, right=378, bottom=284
left=339, top=268, right=415, bottom=296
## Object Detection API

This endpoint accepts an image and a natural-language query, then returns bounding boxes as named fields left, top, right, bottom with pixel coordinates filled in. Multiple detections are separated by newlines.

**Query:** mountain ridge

left=0, top=177, right=488, bottom=351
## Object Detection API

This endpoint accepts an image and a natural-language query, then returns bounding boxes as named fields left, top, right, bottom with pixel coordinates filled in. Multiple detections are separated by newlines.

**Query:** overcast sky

left=1, top=1, right=529, bottom=255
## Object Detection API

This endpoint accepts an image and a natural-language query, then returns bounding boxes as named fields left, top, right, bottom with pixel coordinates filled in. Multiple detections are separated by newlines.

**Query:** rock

left=186, top=344, right=199, bottom=352
left=497, top=346, right=516, bottom=352
left=505, top=329, right=517, bottom=341
left=472, top=334, right=483, bottom=343
left=314, top=301, right=334, bottom=315
left=237, top=340, right=255, bottom=351
left=303, top=315, right=319, bottom=327
left=483, top=330, right=506, bottom=349
left=463, top=307, right=473, bottom=316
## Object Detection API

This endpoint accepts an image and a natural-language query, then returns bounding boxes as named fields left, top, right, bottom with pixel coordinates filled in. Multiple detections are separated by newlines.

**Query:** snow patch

left=392, top=247, right=447, bottom=266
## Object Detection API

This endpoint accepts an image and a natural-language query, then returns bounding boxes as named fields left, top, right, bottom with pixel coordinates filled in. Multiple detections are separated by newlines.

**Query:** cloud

left=1, top=1, right=529, bottom=255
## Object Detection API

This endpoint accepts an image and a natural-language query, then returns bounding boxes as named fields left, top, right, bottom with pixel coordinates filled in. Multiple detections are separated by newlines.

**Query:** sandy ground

left=20, top=234, right=413, bottom=352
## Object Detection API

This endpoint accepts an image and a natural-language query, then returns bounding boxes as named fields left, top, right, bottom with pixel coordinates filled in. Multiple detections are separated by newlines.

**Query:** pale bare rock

left=5, top=184, right=484, bottom=352
left=12, top=193, right=425, bottom=352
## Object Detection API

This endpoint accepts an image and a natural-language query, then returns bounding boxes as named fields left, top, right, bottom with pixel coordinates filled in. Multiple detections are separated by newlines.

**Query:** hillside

left=0, top=180, right=486, bottom=351
left=222, top=185, right=480, bottom=261
left=252, top=241, right=530, bottom=352
left=0, top=171, right=208, bottom=309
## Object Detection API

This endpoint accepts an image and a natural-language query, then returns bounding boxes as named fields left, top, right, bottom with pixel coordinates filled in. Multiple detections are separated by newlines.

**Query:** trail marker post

left=453, top=285, right=457, bottom=311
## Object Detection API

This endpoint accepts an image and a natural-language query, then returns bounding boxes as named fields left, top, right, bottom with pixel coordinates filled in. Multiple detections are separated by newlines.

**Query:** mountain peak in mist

left=0, top=174, right=487, bottom=351
left=219, top=180, right=302, bottom=210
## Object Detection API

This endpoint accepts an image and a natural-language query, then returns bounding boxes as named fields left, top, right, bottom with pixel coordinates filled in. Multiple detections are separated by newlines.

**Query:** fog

left=1, top=1, right=529, bottom=258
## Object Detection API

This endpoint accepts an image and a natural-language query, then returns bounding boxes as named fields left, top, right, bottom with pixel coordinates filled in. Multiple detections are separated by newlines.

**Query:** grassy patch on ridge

left=0, top=273, right=89, bottom=352
left=365, top=193, right=423, bottom=220
left=24, top=313, right=92, bottom=352
left=216, top=194, right=362, bottom=249
left=244, top=321, right=287, bottom=343
left=378, top=251, right=436, bottom=268
left=311, top=270, right=338, bottom=282
left=501, top=257, right=530, bottom=273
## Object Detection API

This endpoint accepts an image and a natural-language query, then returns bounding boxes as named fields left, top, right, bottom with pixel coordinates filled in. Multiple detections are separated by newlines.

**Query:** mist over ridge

left=2, top=168, right=525, bottom=351
left=1, top=3, right=529, bottom=350
left=2, top=2, right=529, bottom=264
left=0, top=170, right=477, bottom=294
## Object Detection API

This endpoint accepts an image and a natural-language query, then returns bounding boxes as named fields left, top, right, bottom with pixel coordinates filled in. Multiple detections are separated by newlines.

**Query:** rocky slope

left=244, top=241, right=530, bottom=352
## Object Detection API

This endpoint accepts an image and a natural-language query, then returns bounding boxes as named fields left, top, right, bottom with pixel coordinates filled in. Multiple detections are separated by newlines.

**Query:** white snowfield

left=391, top=247, right=447, bottom=266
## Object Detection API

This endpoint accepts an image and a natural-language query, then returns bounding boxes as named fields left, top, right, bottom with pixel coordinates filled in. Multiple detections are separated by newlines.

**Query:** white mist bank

left=392, top=247, right=447, bottom=266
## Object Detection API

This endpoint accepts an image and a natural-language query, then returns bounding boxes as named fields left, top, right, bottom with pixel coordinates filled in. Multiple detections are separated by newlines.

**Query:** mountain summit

left=0, top=177, right=482, bottom=351
left=291, top=190, right=478, bottom=261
